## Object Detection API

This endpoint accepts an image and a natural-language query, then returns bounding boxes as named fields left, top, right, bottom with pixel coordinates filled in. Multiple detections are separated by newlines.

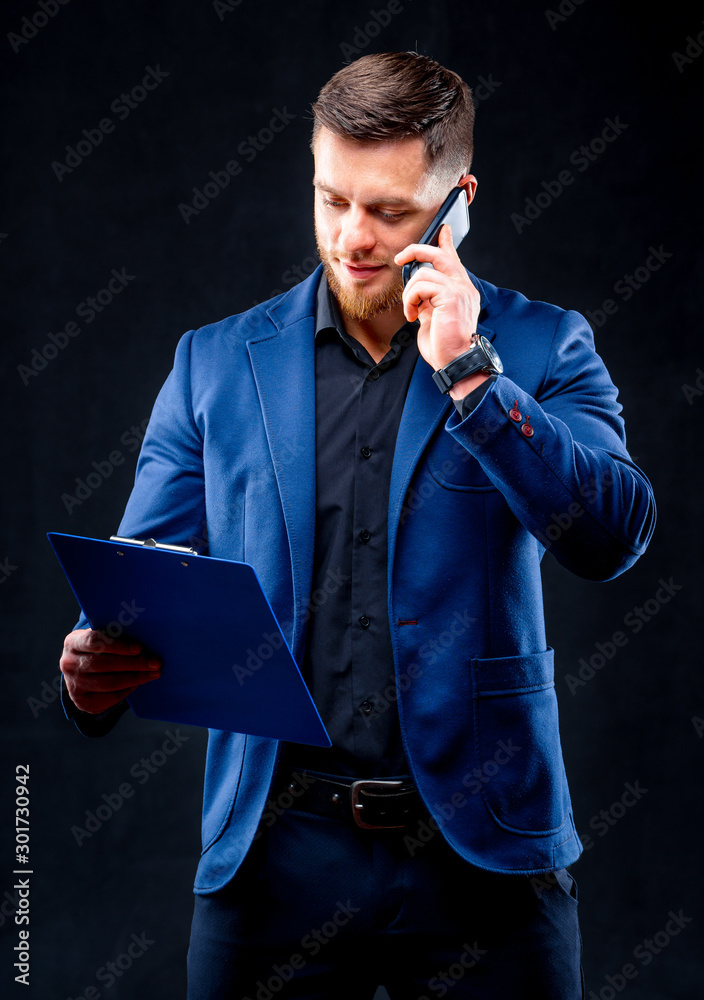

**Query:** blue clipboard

left=48, top=532, right=331, bottom=747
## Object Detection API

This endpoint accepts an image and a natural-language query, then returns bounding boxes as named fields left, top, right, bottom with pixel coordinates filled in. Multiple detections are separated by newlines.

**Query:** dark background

left=1, top=1, right=702, bottom=997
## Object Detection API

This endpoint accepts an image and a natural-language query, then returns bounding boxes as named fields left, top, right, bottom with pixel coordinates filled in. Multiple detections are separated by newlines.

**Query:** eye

left=378, top=210, right=405, bottom=222
left=322, top=197, right=345, bottom=209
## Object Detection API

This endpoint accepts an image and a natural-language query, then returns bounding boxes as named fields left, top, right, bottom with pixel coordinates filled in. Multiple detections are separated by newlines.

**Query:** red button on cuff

left=509, top=400, right=522, bottom=422
left=521, top=415, right=534, bottom=438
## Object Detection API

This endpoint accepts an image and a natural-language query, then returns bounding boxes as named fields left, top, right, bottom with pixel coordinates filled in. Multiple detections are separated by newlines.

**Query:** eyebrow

left=313, top=181, right=414, bottom=208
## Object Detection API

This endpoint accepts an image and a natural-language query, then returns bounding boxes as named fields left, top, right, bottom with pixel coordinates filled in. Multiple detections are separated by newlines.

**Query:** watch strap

left=432, top=343, right=491, bottom=393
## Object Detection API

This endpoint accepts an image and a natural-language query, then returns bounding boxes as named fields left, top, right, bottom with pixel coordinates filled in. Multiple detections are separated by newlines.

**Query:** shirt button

left=359, top=529, right=371, bottom=542
left=359, top=615, right=371, bottom=628
left=369, top=370, right=380, bottom=380
left=360, top=446, right=372, bottom=459
left=361, top=700, right=373, bottom=714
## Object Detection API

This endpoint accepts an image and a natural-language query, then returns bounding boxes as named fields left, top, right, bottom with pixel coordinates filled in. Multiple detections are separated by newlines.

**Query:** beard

left=314, top=229, right=404, bottom=322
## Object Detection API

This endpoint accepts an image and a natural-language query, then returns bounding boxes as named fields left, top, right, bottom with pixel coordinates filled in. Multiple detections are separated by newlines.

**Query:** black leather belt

left=270, top=768, right=425, bottom=830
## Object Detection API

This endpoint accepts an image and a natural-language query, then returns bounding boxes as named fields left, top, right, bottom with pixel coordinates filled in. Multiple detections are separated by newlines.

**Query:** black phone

left=402, top=186, right=470, bottom=287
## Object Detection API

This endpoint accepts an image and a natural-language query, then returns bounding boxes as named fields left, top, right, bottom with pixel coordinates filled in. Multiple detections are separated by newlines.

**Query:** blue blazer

left=68, top=264, right=655, bottom=888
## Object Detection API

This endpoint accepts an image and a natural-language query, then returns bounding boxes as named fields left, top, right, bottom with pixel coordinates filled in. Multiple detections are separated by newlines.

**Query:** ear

left=457, top=173, right=478, bottom=206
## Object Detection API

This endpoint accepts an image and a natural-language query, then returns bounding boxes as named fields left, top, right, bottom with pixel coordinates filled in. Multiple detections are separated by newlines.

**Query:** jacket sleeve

left=61, top=330, right=207, bottom=737
left=444, top=308, right=656, bottom=581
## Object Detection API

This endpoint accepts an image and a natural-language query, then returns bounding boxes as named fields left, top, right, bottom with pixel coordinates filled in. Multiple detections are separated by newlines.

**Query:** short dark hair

left=310, top=51, right=475, bottom=181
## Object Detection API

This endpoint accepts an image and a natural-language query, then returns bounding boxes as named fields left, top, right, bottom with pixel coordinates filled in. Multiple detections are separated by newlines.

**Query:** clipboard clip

left=110, top=535, right=198, bottom=555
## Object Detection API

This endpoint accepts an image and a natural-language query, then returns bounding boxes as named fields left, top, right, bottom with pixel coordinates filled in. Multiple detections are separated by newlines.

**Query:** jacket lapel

left=246, top=275, right=318, bottom=653
left=388, top=271, right=496, bottom=566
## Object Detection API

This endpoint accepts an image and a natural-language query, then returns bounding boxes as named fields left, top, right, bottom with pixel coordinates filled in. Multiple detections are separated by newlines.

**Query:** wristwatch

left=432, top=335, right=503, bottom=394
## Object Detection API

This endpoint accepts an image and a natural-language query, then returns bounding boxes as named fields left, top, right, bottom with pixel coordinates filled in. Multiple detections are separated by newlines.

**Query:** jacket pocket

left=471, top=648, right=570, bottom=834
left=426, top=430, right=498, bottom=491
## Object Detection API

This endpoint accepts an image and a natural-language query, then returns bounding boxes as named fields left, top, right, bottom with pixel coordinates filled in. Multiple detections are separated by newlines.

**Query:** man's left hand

left=394, top=222, right=482, bottom=373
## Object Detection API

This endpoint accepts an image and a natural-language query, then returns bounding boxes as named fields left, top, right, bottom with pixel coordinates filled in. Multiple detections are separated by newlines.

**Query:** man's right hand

left=60, top=629, right=162, bottom=715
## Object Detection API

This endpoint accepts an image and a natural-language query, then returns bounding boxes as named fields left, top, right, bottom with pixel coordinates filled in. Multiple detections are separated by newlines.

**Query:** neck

left=338, top=302, right=408, bottom=365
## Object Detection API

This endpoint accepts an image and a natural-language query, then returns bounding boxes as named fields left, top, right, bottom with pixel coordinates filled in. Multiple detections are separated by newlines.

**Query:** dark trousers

left=187, top=794, right=584, bottom=999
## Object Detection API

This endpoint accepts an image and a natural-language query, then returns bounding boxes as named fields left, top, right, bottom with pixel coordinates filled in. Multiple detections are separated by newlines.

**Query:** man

left=59, top=52, right=656, bottom=998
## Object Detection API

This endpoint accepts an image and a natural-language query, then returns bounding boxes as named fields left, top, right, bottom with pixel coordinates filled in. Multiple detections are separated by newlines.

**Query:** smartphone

left=402, top=186, right=470, bottom=287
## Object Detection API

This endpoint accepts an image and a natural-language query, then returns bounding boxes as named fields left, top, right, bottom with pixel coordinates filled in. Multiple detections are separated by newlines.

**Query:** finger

left=394, top=229, right=462, bottom=270
left=438, top=222, right=453, bottom=244
left=69, top=629, right=147, bottom=656
left=71, top=651, right=162, bottom=674
left=394, top=243, right=445, bottom=267
left=71, top=669, right=162, bottom=694
left=403, top=274, right=453, bottom=312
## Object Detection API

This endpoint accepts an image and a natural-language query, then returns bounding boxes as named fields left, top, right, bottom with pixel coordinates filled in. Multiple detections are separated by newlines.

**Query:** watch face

left=480, top=336, right=503, bottom=373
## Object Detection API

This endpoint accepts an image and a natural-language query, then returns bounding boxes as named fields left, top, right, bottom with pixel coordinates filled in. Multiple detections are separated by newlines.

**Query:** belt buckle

left=350, top=779, right=405, bottom=830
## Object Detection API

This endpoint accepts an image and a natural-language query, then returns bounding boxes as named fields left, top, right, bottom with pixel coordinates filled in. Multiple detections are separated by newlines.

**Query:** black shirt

left=279, top=272, right=494, bottom=779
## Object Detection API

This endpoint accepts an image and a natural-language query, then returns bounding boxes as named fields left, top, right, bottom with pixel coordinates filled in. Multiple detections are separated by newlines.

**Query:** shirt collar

left=314, top=269, right=418, bottom=343
left=315, top=270, right=346, bottom=337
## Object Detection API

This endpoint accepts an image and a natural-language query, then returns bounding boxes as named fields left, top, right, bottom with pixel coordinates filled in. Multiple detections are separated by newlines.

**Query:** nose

left=338, top=205, right=376, bottom=257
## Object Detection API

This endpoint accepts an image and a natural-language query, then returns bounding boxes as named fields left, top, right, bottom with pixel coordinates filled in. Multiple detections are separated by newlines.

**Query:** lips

left=342, top=261, right=386, bottom=279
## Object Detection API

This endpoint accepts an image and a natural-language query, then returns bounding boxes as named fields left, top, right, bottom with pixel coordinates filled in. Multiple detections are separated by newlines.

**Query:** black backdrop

left=2, top=1, right=703, bottom=997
